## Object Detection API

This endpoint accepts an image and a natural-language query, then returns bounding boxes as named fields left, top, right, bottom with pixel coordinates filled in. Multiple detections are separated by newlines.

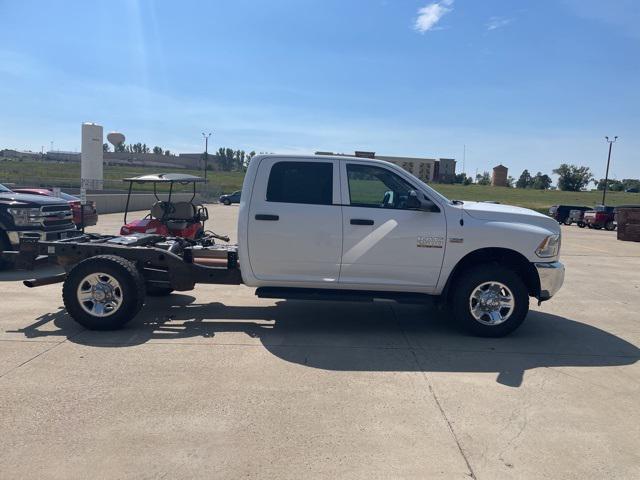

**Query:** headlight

left=536, top=234, right=561, bottom=258
left=8, top=207, right=42, bottom=226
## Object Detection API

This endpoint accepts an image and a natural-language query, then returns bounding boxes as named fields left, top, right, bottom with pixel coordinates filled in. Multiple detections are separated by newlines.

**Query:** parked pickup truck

left=11, top=155, right=565, bottom=337
left=583, top=205, right=616, bottom=230
left=0, top=183, right=78, bottom=269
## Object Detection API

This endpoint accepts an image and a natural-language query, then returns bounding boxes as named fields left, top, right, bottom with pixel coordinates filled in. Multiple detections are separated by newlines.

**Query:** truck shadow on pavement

left=15, top=295, right=639, bottom=388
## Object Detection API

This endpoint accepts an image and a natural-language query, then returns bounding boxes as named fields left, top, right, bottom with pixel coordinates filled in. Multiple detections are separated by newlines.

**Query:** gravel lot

left=1, top=205, right=638, bottom=479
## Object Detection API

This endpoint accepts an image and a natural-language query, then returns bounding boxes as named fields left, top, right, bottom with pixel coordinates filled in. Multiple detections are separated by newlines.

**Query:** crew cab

left=0, top=183, right=78, bottom=268
left=11, top=155, right=565, bottom=337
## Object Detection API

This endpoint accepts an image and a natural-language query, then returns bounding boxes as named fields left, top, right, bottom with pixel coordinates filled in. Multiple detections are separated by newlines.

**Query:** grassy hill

left=430, top=184, right=636, bottom=213
left=2, top=157, right=637, bottom=210
left=0, top=158, right=244, bottom=197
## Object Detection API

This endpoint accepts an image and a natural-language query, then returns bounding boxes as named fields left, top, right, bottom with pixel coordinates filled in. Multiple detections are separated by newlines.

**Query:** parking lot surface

left=1, top=205, right=638, bottom=479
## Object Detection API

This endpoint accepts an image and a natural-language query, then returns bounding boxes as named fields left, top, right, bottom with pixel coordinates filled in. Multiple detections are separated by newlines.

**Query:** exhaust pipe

left=23, top=273, right=67, bottom=288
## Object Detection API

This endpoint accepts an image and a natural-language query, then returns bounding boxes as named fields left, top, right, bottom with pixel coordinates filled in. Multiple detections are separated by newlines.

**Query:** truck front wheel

left=450, top=265, right=529, bottom=337
left=62, top=255, right=146, bottom=330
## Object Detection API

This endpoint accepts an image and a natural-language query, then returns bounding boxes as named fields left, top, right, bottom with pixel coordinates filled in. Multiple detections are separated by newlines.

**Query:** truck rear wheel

left=605, top=221, right=616, bottom=231
left=450, top=264, right=529, bottom=337
left=62, top=255, right=146, bottom=330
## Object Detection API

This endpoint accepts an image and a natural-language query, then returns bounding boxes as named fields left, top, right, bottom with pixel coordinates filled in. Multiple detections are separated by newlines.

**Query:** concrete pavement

left=0, top=205, right=638, bottom=479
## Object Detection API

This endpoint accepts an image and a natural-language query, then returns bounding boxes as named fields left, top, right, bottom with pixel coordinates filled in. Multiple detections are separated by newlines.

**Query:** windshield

left=58, top=192, right=78, bottom=201
left=0, top=183, right=12, bottom=193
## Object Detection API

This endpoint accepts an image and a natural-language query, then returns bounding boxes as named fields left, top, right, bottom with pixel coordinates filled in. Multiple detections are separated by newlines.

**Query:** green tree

left=475, top=171, right=491, bottom=185
left=507, top=176, right=515, bottom=188
left=102, top=143, right=110, bottom=152
left=164, top=150, right=171, bottom=156
left=553, top=164, right=594, bottom=191
left=233, top=150, right=245, bottom=171
left=115, top=142, right=126, bottom=152
left=531, top=172, right=552, bottom=190
left=596, top=178, right=624, bottom=191
left=153, top=146, right=163, bottom=155
left=516, top=169, right=532, bottom=189
left=454, top=172, right=468, bottom=184
left=622, top=179, right=640, bottom=191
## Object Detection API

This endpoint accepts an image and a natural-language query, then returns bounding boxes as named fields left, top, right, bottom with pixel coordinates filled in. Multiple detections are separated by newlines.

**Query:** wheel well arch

left=444, top=247, right=540, bottom=300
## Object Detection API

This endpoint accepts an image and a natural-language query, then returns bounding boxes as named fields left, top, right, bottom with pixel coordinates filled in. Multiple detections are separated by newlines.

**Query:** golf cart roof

left=123, top=173, right=205, bottom=184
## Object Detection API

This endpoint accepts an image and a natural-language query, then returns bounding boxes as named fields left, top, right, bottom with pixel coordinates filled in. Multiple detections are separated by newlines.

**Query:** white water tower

left=81, top=122, right=104, bottom=190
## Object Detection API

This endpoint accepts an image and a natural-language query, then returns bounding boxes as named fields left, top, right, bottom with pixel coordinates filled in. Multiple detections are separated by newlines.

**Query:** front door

left=339, top=161, right=446, bottom=289
left=247, top=157, right=342, bottom=284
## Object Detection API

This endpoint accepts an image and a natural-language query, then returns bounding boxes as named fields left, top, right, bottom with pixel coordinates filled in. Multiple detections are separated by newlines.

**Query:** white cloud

left=486, top=16, right=513, bottom=31
left=414, top=0, right=454, bottom=34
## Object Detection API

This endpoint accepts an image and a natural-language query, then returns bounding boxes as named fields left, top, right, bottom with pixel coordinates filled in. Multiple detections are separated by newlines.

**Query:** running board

left=255, top=287, right=434, bottom=305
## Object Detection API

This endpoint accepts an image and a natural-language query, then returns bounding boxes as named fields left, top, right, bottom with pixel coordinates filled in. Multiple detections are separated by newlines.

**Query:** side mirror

left=407, top=190, right=439, bottom=212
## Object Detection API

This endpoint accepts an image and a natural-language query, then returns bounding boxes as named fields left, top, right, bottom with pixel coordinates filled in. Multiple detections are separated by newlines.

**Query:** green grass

left=0, top=158, right=244, bottom=198
left=2, top=157, right=638, bottom=210
left=430, top=184, right=637, bottom=213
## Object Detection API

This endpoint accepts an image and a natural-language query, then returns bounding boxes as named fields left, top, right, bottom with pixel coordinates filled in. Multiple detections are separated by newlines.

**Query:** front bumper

left=6, top=228, right=80, bottom=248
left=534, top=261, right=565, bottom=301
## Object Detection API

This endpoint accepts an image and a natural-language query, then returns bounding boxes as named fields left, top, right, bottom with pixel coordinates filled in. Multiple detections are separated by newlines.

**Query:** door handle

left=350, top=218, right=374, bottom=226
left=255, top=214, right=279, bottom=221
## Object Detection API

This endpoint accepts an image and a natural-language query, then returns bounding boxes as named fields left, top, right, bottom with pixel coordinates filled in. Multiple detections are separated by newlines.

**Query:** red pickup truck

left=583, top=205, right=616, bottom=231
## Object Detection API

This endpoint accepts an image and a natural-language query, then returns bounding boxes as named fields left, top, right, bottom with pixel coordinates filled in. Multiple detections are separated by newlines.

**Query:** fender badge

left=449, top=237, right=464, bottom=243
left=417, top=235, right=444, bottom=248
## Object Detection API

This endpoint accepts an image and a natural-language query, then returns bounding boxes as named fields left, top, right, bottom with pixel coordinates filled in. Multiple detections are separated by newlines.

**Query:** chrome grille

left=40, top=204, right=73, bottom=226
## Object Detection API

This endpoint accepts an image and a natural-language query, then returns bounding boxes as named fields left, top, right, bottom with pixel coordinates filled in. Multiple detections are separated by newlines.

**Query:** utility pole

left=202, top=132, right=212, bottom=182
left=463, top=144, right=466, bottom=175
left=602, top=136, right=618, bottom=206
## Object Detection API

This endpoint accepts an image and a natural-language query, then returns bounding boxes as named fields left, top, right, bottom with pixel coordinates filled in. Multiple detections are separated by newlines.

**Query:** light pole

left=202, top=132, right=211, bottom=182
left=602, top=136, right=618, bottom=206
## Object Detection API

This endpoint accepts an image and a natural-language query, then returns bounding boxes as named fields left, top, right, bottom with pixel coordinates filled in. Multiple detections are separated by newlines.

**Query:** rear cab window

left=266, top=161, right=333, bottom=205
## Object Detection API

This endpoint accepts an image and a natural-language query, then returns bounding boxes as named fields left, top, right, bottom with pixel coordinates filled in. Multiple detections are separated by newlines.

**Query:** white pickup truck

left=20, top=154, right=564, bottom=337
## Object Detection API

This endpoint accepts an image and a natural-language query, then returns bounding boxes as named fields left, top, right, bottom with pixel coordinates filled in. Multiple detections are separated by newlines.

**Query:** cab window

left=347, top=164, right=416, bottom=209
left=266, top=161, right=333, bottom=205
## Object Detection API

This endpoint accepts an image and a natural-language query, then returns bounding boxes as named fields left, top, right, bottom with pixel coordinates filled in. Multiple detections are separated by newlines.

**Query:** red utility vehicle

left=583, top=205, right=616, bottom=231
left=120, top=173, right=209, bottom=239
left=12, top=188, right=98, bottom=227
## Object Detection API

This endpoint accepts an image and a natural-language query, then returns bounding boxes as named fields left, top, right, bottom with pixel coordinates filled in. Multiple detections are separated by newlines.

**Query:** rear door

left=339, top=161, right=446, bottom=289
left=247, top=157, right=342, bottom=284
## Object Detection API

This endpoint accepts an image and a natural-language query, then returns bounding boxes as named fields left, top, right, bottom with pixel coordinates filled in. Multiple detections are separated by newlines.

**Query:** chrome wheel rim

left=76, top=272, right=123, bottom=317
left=469, top=281, right=515, bottom=326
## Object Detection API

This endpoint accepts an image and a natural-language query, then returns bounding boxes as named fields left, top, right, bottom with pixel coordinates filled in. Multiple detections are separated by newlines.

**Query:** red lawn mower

left=120, top=173, right=210, bottom=239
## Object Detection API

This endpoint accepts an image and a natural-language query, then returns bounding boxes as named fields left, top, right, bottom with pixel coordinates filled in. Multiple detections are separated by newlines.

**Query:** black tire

left=223, top=199, right=231, bottom=206
left=563, top=218, right=572, bottom=226
left=0, top=234, right=12, bottom=271
left=146, top=285, right=174, bottom=296
left=450, top=264, right=529, bottom=337
left=594, top=225, right=602, bottom=230
left=587, top=224, right=593, bottom=229
left=62, top=255, right=146, bottom=330
left=577, top=222, right=586, bottom=228
left=604, top=221, right=616, bottom=231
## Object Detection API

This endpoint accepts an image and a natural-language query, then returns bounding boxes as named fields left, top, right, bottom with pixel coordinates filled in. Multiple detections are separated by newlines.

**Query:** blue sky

left=0, top=0, right=638, bottom=180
